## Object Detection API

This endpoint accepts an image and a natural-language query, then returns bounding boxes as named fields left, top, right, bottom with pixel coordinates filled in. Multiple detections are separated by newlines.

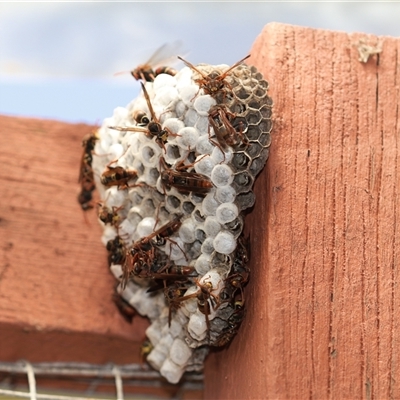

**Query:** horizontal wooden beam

left=0, top=116, right=203, bottom=397
left=0, top=116, right=148, bottom=347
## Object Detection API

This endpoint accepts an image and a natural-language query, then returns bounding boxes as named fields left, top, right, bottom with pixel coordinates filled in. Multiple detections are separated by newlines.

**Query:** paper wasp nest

left=91, top=59, right=272, bottom=383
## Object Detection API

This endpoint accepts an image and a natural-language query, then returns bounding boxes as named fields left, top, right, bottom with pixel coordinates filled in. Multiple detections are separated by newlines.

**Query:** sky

left=1, top=2, right=400, bottom=125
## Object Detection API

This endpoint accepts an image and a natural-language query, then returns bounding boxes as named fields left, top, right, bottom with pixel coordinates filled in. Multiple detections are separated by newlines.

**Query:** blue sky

left=1, top=2, right=400, bottom=124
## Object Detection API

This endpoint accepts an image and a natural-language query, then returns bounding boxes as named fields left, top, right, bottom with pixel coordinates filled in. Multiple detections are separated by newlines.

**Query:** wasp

left=78, top=130, right=99, bottom=211
left=100, top=146, right=142, bottom=190
left=132, top=110, right=150, bottom=126
left=131, top=65, right=177, bottom=83
left=233, top=234, right=250, bottom=270
left=142, top=261, right=197, bottom=292
left=163, top=280, right=194, bottom=326
left=122, top=215, right=185, bottom=287
left=122, top=243, right=155, bottom=288
left=115, top=42, right=181, bottom=82
left=97, top=203, right=123, bottom=228
left=212, top=301, right=245, bottom=347
left=196, top=279, right=218, bottom=324
left=224, top=235, right=250, bottom=304
left=100, top=162, right=139, bottom=190
left=78, top=130, right=98, bottom=184
left=139, top=214, right=183, bottom=248
left=139, top=263, right=197, bottom=282
left=129, top=215, right=183, bottom=256
left=109, top=82, right=178, bottom=151
left=106, top=235, right=127, bottom=267
left=77, top=183, right=96, bottom=211
left=177, top=54, right=250, bottom=101
left=156, top=264, right=196, bottom=277
left=160, top=156, right=213, bottom=195
left=208, top=105, right=248, bottom=152
left=173, top=276, right=221, bottom=336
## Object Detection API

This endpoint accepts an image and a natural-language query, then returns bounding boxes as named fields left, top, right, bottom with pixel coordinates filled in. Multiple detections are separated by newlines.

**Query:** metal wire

left=0, top=388, right=101, bottom=400
left=0, top=360, right=204, bottom=399
left=112, top=366, right=123, bottom=400
left=25, top=362, right=37, bottom=400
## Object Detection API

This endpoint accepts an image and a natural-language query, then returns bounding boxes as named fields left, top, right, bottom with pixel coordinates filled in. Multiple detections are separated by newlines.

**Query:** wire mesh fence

left=0, top=361, right=203, bottom=400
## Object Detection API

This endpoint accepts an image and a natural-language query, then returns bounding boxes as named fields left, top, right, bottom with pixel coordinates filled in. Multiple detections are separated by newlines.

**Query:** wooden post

left=205, top=23, right=400, bottom=399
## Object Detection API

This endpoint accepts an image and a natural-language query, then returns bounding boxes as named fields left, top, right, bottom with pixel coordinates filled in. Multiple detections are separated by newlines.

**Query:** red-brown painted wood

left=205, top=22, right=400, bottom=399
left=0, top=116, right=204, bottom=397
left=0, top=116, right=148, bottom=349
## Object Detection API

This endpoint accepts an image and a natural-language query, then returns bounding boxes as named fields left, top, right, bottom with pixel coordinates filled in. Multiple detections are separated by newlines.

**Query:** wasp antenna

left=232, top=54, right=251, bottom=66
left=108, top=125, right=130, bottom=132
left=177, top=56, right=207, bottom=78
left=221, top=54, right=251, bottom=77
left=140, top=82, right=157, bottom=121
left=108, top=125, right=148, bottom=133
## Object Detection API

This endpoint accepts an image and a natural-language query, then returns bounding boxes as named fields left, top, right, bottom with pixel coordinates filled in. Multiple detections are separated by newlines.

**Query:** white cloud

left=0, top=2, right=399, bottom=79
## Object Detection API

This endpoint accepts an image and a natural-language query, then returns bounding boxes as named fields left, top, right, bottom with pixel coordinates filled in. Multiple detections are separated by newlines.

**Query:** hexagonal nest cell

left=79, top=56, right=272, bottom=384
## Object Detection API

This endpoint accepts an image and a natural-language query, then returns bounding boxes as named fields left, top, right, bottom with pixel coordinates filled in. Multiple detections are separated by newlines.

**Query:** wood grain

left=205, top=22, right=400, bottom=399
left=0, top=116, right=150, bottom=344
